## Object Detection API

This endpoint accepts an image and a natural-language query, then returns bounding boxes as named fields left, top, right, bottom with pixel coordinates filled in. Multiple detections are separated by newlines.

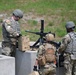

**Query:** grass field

left=0, top=0, right=76, bottom=41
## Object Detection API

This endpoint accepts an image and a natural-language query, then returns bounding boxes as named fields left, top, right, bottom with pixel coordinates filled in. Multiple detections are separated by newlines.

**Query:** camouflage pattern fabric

left=39, top=63, right=56, bottom=75
left=2, top=17, right=21, bottom=41
left=59, top=32, right=76, bottom=75
left=2, top=17, right=21, bottom=56
left=37, top=43, right=56, bottom=75
left=29, top=71, right=39, bottom=75
left=64, top=53, right=76, bottom=75
left=2, top=41, right=16, bottom=57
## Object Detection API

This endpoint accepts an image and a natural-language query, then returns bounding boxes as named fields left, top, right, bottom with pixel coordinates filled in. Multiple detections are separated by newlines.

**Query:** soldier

left=33, top=33, right=57, bottom=75
left=59, top=21, right=76, bottom=75
left=2, top=9, right=23, bottom=57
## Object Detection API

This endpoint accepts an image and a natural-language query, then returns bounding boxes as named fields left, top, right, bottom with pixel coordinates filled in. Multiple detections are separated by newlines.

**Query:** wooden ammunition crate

left=18, top=36, right=30, bottom=51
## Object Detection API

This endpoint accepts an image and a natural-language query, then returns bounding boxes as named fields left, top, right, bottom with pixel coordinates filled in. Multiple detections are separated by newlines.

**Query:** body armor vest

left=65, top=32, right=76, bottom=54
left=2, top=18, right=21, bottom=41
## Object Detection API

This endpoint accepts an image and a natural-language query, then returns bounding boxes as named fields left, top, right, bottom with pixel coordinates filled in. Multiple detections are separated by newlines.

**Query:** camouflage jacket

left=59, top=32, right=76, bottom=53
left=2, top=17, right=21, bottom=42
left=37, top=43, right=56, bottom=57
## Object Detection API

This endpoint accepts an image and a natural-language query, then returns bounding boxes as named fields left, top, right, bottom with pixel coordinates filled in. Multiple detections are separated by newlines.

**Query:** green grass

left=0, top=0, right=76, bottom=41
left=27, top=20, right=38, bottom=26
left=0, top=0, right=76, bottom=13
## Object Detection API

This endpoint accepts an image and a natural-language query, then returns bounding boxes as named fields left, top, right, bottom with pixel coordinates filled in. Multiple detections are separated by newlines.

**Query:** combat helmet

left=65, top=21, right=75, bottom=29
left=45, top=33, right=55, bottom=41
left=13, top=9, right=23, bottom=18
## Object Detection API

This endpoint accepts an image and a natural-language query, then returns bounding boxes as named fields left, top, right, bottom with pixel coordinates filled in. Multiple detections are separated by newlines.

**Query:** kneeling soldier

left=34, top=33, right=57, bottom=75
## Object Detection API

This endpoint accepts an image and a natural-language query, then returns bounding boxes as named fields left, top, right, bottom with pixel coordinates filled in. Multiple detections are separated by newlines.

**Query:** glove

left=33, top=66, right=38, bottom=71
left=18, top=34, right=22, bottom=37
left=17, top=34, right=22, bottom=38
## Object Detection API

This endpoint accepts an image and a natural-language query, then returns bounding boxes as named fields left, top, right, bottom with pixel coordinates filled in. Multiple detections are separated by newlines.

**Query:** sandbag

left=18, top=35, right=30, bottom=51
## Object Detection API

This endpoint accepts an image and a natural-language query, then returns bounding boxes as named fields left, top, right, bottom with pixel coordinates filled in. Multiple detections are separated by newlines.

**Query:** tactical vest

left=45, top=47, right=56, bottom=64
left=44, top=43, right=56, bottom=64
left=2, top=18, right=21, bottom=41
left=65, top=32, right=76, bottom=54
left=37, top=44, right=56, bottom=66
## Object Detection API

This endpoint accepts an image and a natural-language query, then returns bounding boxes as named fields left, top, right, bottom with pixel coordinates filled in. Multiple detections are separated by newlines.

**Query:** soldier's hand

left=33, top=66, right=38, bottom=71
left=19, top=34, right=22, bottom=37
left=17, top=34, right=22, bottom=38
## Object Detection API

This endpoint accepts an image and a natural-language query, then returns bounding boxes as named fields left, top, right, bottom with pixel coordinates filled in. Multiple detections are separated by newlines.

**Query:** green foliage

left=27, top=20, right=38, bottom=26
left=0, top=0, right=76, bottom=41
left=47, top=22, right=54, bottom=26
left=0, top=0, right=76, bottom=14
left=55, top=28, right=66, bottom=37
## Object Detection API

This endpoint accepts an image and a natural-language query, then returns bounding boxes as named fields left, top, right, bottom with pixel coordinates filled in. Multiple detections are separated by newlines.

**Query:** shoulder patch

left=65, top=34, right=70, bottom=38
left=5, top=19, right=11, bottom=25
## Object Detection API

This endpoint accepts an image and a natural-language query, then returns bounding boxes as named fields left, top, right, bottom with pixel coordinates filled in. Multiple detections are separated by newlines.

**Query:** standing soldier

left=59, top=21, right=76, bottom=75
left=2, top=9, right=23, bottom=57
left=33, top=33, right=57, bottom=75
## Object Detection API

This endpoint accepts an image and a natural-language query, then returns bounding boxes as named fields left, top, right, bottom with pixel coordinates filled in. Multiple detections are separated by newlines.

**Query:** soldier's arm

left=59, top=34, right=71, bottom=52
left=37, top=45, right=45, bottom=57
left=3, top=19, right=19, bottom=37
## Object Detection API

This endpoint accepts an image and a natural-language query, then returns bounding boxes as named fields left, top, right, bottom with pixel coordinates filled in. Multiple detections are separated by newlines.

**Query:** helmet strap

left=67, top=28, right=74, bottom=33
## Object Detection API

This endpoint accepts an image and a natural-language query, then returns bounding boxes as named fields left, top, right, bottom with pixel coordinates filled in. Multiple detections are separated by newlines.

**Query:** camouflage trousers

left=64, top=53, right=76, bottom=75
left=2, top=41, right=16, bottom=57
left=38, top=63, right=56, bottom=75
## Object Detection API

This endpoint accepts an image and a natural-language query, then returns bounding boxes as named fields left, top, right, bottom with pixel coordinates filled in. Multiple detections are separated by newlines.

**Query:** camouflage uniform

left=1, top=9, right=23, bottom=57
left=37, top=43, right=56, bottom=75
left=2, top=17, right=21, bottom=56
left=29, top=71, right=39, bottom=75
left=60, top=32, right=76, bottom=75
left=59, top=21, right=76, bottom=75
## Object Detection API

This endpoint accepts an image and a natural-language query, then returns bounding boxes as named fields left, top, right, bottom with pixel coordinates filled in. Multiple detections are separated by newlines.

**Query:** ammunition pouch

left=38, top=55, right=46, bottom=66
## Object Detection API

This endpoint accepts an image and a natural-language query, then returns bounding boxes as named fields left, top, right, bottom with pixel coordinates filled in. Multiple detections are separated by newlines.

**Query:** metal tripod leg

left=33, top=38, right=40, bottom=47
